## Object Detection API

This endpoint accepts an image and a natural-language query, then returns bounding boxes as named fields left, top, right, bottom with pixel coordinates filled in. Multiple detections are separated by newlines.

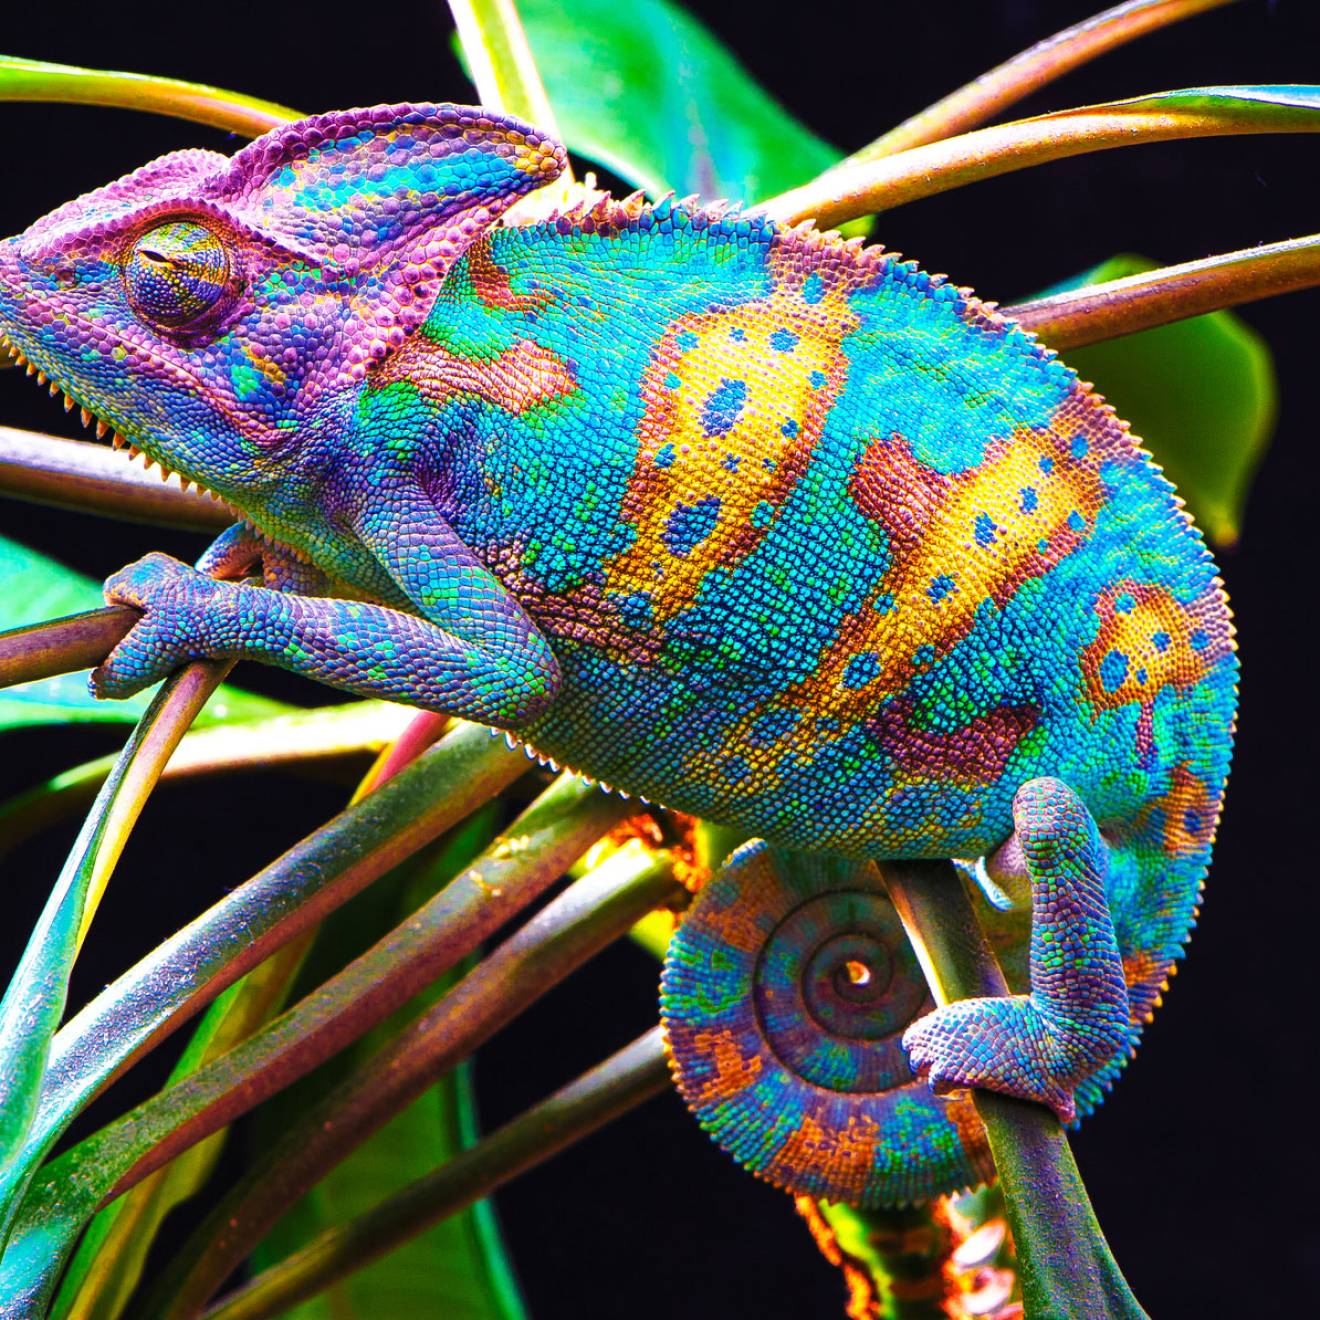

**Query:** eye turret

left=125, top=220, right=230, bottom=328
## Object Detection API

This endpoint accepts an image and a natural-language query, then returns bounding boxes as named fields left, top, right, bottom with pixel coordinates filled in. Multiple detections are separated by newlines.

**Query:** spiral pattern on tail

left=661, top=842, right=994, bottom=1206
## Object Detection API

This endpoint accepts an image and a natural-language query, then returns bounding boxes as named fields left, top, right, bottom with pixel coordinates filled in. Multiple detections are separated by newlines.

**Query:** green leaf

left=247, top=806, right=526, bottom=1320
left=1047, top=255, right=1277, bottom=545
left=0, top=533, right=290, bottom=728
left=511, top=0, right=840, bottom=201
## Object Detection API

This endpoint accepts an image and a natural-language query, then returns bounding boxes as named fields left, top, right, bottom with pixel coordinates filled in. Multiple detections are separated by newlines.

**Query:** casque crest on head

left=0, top=103, right=567, bottom=491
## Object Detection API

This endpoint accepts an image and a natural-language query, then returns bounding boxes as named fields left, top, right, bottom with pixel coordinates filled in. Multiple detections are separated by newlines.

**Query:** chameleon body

left=0, top=104, right=1237, bottom=1206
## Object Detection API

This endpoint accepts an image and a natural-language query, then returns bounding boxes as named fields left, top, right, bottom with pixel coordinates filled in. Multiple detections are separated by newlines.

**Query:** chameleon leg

left=901, top=777, right=1130, bottom=1123
left=92, top=497, right=560, bottom=726
left=195, top=523, right=336, bottom=594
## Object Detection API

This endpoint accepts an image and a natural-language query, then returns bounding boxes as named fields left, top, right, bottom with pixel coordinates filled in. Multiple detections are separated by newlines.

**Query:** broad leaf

left=1047, top=255, right=1277, bottom=545
left=511, top=0, right=840, bottom=201
left=0, top=534, right=290, bottom=728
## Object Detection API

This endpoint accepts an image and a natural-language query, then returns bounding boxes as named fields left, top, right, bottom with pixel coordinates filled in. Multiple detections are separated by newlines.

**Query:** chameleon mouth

left=0, top=326, right=214, bottom=498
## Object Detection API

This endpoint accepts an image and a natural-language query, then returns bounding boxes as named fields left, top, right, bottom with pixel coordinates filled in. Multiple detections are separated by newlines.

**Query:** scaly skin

left=0, top=103, right=1237, bottom=1206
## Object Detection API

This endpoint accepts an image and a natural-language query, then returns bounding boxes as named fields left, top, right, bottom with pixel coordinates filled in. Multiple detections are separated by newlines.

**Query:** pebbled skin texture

left=0, top=103, right=1238, bottom=1206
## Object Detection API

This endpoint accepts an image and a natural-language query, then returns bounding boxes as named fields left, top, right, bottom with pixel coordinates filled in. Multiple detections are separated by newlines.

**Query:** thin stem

left=1003, top=232, right=1320, bottom=348
left=9, top=725, right=528, bottom=1226
left=763, top=87, right=1320, bottom=229
left=0, top=427, right=234, bottom=532
left=0, top=660, right=230, bottom=1244
left=0, top=55, right=296, bottom=137
left=0, top=702, right=416, bottom=861
left=202, top=1027, right=671, bottom=1320
left=149, top=846, right=682, bottom=1317
left=880, top=860, right=1147, bottom=1320
left=0, top=608, right=137, bottom=689
left=850, top=0, right=1239, bottom=162
left=446, top=0, right=565, bottom=143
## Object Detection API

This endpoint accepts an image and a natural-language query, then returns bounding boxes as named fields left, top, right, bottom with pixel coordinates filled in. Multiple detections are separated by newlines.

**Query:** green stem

left=848, top=0, right=1239, bottom=162
left=763, top=86, right=1320, bottom=229
left=0, top=427, right=234, bottom=532
left=201, top=1027, right=671, bottom=1320
left=0, top=55, right=296, bottom=136
left=1003, top=232, right=1320, bottom=348
left=148, top=846, right=682, bottom=1316
left=446, top=0, right=565, bottom=140
left=880, top=860, right=1146, bottom=1320
left=0, top=660, right=231, bottom=1244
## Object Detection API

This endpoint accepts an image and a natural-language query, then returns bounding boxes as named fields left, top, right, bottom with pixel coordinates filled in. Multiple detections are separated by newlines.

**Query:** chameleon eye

left=125, top=221, right=231, bottom=328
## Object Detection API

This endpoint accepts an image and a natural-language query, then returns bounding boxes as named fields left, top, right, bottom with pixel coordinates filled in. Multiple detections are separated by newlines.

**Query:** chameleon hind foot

left=901, top=777, right=1131, bottom=1123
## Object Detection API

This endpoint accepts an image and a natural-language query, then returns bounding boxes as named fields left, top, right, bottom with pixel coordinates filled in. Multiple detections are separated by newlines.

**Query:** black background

left=1, top=2, right=1318, bottom=1315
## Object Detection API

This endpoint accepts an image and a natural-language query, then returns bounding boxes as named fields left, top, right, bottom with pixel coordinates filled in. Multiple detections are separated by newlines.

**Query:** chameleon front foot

left=94, top=552, right=227, bottom=698
left=901, top=777, right=1131, bottom=1124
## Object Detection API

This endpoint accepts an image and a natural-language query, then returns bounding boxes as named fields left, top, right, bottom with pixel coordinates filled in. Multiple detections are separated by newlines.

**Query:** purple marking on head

left=0, top=103, right=567, bottom=509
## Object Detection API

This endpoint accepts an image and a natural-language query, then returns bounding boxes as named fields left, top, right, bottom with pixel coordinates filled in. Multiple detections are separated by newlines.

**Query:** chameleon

left=0, top=102, right=1236, bottom=1207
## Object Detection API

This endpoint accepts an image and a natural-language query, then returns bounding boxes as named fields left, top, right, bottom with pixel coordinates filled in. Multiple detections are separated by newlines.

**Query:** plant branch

left=446, top=0, right=566, bottom=145
left=0, top=607, right=137, bottom=689
left=0, top=659, right=231, bottom=1244
left=848, top=0, right=1239, bottom=162
left=0, top=724, right=527, bottom=1282
left=1002, top=232, right=1320, bottom=348
left=0, top=55, right=296, bottom=136
left=763, top=86, right=1320, bottom=229
left=0, top=427, right=235, bottom=532
left=880, top=860, right=1147, bottom=1320
left=0, top=702, right=417, bottom=861
left=201, top=1027, right=671, bottom=1320
left=148, top=844, right=682, bottom=1317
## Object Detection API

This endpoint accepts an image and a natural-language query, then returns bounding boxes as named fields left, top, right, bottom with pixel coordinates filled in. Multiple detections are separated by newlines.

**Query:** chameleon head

left=0, top=103, right=566, bottom=507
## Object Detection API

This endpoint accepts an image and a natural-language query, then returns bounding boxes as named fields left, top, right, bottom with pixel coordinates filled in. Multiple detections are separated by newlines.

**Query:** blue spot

left=873, top=592, right=895, bottom=614
left=764, top=457, right=778, bottom=472
left=809, top=370, right=828, bottom=390
left=618, top=592, right=653, bottom=630
left=803, top=273, right=824, bottom=304
left=974, top=512, right=998, bottom=548
left=1040, top=456, right=1055, bottom=474
left=750, top=709, right=799, bottom=746
left=729, top=326, right=745, bottom=341
left=1183, top=809, right=1202, bottom=836
left=781, top=418, right=799, bottom=438
left=842, top=652, right=882, bottom=689
left=913, top=644, right=936, bottom=668
left=663, top=497, right=721, bottom=556
left=770, top=328, right=798, bottom=352
left=1071, top=435, right=1089, bottom=460
left=664, top=372, right=682, bottom=390
left=1190, top=629, right=1209, bottom=650
left=677, top=331, right=698, bottom=351
left=654, top=443, right=675, bottom=469
left=1099, top=650, right=1129, bottom=693
left=928, top=573, right=956, bottom=603
left=1020, top=486, right=1038, bottom=513
left=751, top=499, right=776, bottom=529
left=702, top=378, right=747, bottom=436
left=1135, top=667, right=1148, bottom=685
left=1152, top=631, right=1171, bottom=652
left=1068, top=510, right=1086, bottom=533
left=1115, top=592, right=1135, bottom=614
left=723, top=452, right=741, bottom=472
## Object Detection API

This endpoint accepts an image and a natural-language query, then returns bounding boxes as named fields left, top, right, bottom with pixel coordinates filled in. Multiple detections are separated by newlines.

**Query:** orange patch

left=604, top=272, right=860, bottom=620
left=688, top=1028, right=763, bottom=1105
left=401, top=337, right=577, bottom=414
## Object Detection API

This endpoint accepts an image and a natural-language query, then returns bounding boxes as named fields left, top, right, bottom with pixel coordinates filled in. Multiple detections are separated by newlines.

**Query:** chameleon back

left=403, top=197, right=1236, bottom=1140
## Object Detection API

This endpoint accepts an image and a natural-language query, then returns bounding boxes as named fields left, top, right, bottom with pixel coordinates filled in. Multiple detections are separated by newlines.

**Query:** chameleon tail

left=661, top=842, right=994, bottom=1207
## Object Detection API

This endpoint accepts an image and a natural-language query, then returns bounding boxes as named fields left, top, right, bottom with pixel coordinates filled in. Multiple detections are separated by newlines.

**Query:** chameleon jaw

left=0, top=325, right=218, bottom=500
